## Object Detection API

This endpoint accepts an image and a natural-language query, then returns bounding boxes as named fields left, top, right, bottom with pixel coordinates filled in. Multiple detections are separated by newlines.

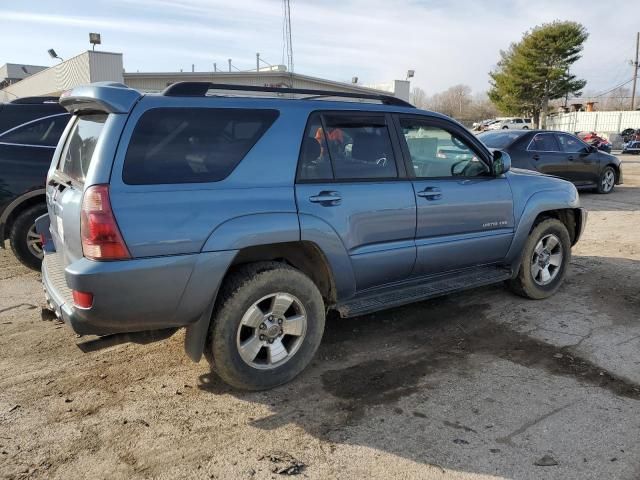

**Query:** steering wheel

left=450, top=159, right=469, bottom=176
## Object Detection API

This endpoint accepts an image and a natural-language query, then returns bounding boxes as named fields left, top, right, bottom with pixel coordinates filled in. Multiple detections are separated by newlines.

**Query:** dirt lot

left=1, top=157, right=640, bottom=480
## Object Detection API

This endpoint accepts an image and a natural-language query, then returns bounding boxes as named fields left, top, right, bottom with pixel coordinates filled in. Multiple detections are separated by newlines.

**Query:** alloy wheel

left=236, top=292, right=307, bottom=370
left=26, top=224, right=43, bottom=259
left=601, top=169, right=615, bottom=193
left=531, top=234, right=563, bottom=286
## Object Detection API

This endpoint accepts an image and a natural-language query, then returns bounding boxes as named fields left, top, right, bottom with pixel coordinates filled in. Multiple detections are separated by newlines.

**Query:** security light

left=89, top=33, right=101, bottom=50
left=406, top=69, right=415, bottom=80
left=352, top=76, right=358, bottom=84
left=48, top=49, right=63, bottom=62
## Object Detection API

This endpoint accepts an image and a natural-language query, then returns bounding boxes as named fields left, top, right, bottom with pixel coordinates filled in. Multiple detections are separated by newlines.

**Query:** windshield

left=478, top=130, right=526, bottom=149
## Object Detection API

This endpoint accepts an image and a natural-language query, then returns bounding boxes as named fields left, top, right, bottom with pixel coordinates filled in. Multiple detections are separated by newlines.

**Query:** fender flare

left=0, top=189, right=46, bottom=245
left=506, top=188, right=580, bottom=276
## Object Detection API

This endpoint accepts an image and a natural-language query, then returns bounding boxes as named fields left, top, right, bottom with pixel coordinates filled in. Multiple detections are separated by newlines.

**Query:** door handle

left=309, top=191, right=341, bottom=205
left=568, top=156, right=575, bottom=161
left=532, top=154, right=540, bottom=161
left=416, top=187, right=442, bottom=200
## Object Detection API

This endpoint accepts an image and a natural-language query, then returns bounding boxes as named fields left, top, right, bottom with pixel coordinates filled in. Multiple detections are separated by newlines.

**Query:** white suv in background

left=487, top=118, right=532, bottom=130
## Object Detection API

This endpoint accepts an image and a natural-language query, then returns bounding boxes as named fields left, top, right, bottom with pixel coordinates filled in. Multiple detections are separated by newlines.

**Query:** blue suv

left=40, top=82, right=586, bottom=390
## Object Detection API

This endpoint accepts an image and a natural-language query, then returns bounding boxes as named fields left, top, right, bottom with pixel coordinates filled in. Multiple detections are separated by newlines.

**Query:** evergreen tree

left=489, top=21, right=588, bottom=127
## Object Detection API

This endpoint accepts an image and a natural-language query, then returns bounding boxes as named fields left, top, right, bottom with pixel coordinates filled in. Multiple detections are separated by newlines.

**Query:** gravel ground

left=1, top=156, right=639, bottom=480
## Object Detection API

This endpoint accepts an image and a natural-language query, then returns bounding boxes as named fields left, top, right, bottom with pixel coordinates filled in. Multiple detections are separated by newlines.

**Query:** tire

left=207, top=261, right=325, bottom=390
left=502, top=126, right=509, bottom=129
left=9, top=204, right=47, bottom=271
left=597, top=165, right=616, bottom=194
left=508, top=218, right=571, bottom=300
left=522, top=126, right=529, bottom=130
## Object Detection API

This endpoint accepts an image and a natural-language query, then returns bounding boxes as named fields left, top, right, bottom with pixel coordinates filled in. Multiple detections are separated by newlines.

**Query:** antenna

left=283, top=0, right=294, bottom=84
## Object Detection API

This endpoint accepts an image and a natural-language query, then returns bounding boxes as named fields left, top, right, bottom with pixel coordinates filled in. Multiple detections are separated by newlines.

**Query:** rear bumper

left=42, top=250, right=236, bottom=336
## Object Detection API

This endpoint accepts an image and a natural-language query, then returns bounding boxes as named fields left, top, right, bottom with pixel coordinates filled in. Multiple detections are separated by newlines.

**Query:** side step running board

left=335, top=266, right=511, bottom=317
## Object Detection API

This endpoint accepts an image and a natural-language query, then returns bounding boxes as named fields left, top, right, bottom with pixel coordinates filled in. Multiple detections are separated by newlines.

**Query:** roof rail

left=161, top=82, right=415, bottom=108
left=9, top=96, right=60, bottom=104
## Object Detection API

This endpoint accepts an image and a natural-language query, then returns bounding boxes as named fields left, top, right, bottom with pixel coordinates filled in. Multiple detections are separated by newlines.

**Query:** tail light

left=81, top=185, right=130, bottom=260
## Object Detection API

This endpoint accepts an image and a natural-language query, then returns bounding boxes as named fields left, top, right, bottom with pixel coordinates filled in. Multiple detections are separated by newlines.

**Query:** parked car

left=478, top=129, right=622, bottom=194
left=620, top=128, right=639, bottom=143
left=0, top=97, right=70, bottom=269
left=486, top=117, right=532, bottom=130
left=40, top=82, right=586, bottom=390
left=577, top=131, right=612, bottom=153
left=622, top=140, right=640, bottom=154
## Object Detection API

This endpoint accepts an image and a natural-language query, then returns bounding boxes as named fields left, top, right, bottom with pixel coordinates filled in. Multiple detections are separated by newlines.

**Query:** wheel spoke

left=531, top=263, right=542, bottom=279
left=241, top=304, right=265, bottom=328
left=238, top=335, right=263, bottom=364
left=267, top=338, right=288, bottom=364
left=534, top=241, right=545, bottom=255
left=549, top=253, right=562, bottom=267
left=282, top=314, right=305, bottom=337
left=270, top=293, right=294, bottom=318
left=540, top=266, right=551, bottom=283
left=545, top=235, right=559, bottom=251
left=28, top=231, right=40, bottom=240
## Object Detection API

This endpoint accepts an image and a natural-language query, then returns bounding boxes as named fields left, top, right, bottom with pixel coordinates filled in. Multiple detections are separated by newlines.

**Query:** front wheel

left=207, top=262, right=325, bottom=390
left=597, top=166, right=616, bottom=194
left=508, top=218, right=571, bottom=299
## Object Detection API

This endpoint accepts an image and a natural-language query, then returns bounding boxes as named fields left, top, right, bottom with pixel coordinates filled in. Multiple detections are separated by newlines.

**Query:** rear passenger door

left=295, top=112, right=416, bottom=291
left=526, top=132, right=568, bottom=177
left=395, top=115, right=514, bottom=276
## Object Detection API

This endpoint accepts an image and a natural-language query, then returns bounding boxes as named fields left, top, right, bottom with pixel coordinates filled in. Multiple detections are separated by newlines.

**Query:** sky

left=2, top=0, right=639, bottom=96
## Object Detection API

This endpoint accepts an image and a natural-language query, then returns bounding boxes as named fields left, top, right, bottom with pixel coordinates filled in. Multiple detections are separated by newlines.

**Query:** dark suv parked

left=41, top=82, right=586, bottom=390
left=0, top=97, right=69, bottom=268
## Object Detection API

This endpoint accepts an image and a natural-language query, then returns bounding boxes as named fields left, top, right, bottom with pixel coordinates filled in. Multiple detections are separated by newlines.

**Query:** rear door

left=295, top=111, right=417, bottom=291
left=526, top=133, right=568, bottom=177
left=395, top=115, right=514, bottom=276
left=47, top=113, right=109, bottom=266
left=555, top=133, right=598, bottom=185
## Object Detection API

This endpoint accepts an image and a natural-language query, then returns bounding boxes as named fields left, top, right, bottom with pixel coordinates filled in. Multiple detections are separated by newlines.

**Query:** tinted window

left=0, top=114, right=69, bottom=146
left=57, top=114, right=107, bottom=182
left=401, top=120, right=488, bottom=178
left=306, top=114, right=397, bottom=180
left=557, top=134, right=586, bottom=153
left=478, top=131, right=525, bottom=149
left=123, top=108, right=279, bottom=184
left=297, top=113, right=333, bottom=181
left=514, top=118, right=523, bottom=123
left=528, top=133, right=560, bottom=152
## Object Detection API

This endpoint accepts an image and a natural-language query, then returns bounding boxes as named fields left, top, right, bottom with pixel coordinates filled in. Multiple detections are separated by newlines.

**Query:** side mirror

left=492, top=150, right=511, bottom=176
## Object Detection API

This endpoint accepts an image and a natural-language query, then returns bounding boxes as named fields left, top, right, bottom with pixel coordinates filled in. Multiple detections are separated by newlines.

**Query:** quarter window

left=400, top=120, right=489, bottom=178
left=57, top=114, right=107, bottom=183
left=123, top=108, right=279, bottom=185
left=528, top=133, right=560, bottom=152
left=557, top=134, right=587, bottom=153
left=0, top=114, right=69, bottom=147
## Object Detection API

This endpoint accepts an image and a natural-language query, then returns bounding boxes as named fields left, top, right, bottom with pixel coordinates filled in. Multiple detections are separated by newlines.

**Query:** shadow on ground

left=196, top=255, right=640, bottom=479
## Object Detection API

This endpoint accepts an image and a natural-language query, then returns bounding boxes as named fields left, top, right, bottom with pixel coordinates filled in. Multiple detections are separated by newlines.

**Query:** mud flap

left=184, top=299, right=216, bottom=362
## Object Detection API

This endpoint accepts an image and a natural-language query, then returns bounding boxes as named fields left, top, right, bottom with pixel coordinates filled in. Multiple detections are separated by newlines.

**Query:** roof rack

left=9, top=96, right=60, bottom=105
left=161, top=82, right=415, bottom=108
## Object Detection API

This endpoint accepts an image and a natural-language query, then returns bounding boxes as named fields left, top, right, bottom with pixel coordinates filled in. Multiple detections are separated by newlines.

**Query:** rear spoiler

left=60, top=82, right=142, bottom=114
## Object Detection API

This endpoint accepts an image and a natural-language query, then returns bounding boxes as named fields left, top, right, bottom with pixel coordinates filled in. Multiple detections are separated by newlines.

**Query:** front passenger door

left=396, top=116, right=514, bottom=276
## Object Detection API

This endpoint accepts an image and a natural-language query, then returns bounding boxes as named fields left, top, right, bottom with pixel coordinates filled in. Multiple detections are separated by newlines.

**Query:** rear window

left=0, top=114, right=69, bottom=147
left=57, top=114, right=107, bottom=182
left=478, top=130, right=526, bottom=149
left=122, top=108, right=279, bottom=185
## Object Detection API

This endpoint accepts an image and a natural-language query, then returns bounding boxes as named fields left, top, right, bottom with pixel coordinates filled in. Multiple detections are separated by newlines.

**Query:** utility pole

left=256, top=52, right=260, bottom=72
left=632, top=32, right=639, bottom=110
left=228, top=58, right=232, bottom=73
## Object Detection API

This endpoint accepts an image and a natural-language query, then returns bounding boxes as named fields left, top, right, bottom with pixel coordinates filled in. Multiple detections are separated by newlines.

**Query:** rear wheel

left=207, top=262, right=325, bottom=390
left=9, top=204, right=47, bottom=270
left=597, top=166, right=616, bottom=194
left=508, top=218, right=571, bottom=299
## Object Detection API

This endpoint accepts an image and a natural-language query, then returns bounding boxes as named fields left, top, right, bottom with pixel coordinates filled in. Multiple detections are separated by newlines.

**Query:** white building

left=0, top=50, right=410, bottom=102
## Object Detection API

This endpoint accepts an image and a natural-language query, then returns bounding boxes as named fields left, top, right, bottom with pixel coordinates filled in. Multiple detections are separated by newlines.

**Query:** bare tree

left=410, top=87, right=428, bottom=109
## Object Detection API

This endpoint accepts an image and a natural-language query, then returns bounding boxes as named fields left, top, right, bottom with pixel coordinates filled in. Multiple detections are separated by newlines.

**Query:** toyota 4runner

left=40, top=82, right=586, bottom=390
